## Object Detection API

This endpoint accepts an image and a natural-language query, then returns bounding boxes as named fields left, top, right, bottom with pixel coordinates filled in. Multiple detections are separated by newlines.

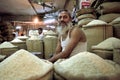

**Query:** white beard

left=56, top=22, right=72, bottom=35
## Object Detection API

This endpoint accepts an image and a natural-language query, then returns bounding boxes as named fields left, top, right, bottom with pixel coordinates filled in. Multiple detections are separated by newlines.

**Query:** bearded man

left=48, top=9, right=87, bottom=63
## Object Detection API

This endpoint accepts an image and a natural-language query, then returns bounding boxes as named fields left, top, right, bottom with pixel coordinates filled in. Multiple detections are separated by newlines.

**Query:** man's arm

left=48, top=27, right=82, bottom=63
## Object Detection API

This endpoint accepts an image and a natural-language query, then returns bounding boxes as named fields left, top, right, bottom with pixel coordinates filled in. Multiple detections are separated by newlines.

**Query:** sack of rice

left=92, top=49, right=113, bottom=60
left=78, top=18, right=94, bottom=26
left=0, top=49, right=53, bottom=80
left=83, top=20, right=107, bottom=27
left=77, top=14, right=96, bottom=21
left=112, top=23, right=120, bottom=39
left=76, top=8, right=95, bottom=17
left=11, top=38, right=27, bottom=50
left=82, top=22, right=113, bottom=51
left=92, top=37, right=120, bottom=50
left=17, top=35, right=28, bottom=41
left=43, top=35, right=58, bottom=59
left=113, top=41, right=120, bottom=65
left=0, top=41, right=18, bottom=56
left=0, top=55, right=6, bottom=62
left=99, top=13, right=120, bottom=23
left=109, top=17, right=120, bottom=25
left=54, top=52, right=119, bottom=80
left=26, top=36, right=43, bottom=53
left=44, top=30, right=58, bottom=37
left=97, top=2, right=120, bottom=14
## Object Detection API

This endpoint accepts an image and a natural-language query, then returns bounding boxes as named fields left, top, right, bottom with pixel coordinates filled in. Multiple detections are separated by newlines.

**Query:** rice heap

left=17, top=35, right=28, bottom=41
left=0, top=49, right=53, bottom=80
left=54, top=52, right=119, bottom=80
left=84, top=19, right=107, bottom=27
left=11, top=38, right=27, bottom=50
left=0, top=41, right=17, bottom=48
left=44, top=30, right=58, bottom=36
left=92, top=37, right=120, bottom=50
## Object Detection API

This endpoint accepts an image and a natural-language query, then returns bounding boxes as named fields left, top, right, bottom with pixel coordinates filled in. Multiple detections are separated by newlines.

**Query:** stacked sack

left=82, top=20, right=113, bottom=52
left=0, top=21, right=14, bottom=43
left=43, top=30, right=58, bottom=59
left=54, top=52, right=120, bottom=80
left=76, top=8, right=97, bottom=26
left=92, top=37, right=120, bottom=60
left=96, top=1, right=120, bottom=23
left=0, top=49, right=53, bottom=80
left=0, top=41, right=18, bottom=57
left=109, top=17, right=120, bottom=39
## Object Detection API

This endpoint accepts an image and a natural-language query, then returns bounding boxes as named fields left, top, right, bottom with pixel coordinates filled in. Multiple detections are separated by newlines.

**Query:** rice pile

left=11, top=38, right=23, bottom=43
left=0, top=41, right=17, bottom=48
left=0, top=49, right=53, bottom=80
left=44, top=30, right=57, bottom=36
left=92, top=37, right=120, bottom=50
left=54, top=52, right=119, bottom=80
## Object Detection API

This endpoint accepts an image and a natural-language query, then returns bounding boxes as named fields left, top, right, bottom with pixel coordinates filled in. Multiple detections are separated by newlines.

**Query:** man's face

left=58, top=11, right=71, bottom=27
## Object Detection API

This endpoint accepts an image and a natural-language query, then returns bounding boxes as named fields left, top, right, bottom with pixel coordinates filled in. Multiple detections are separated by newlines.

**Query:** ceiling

left=0, top=0, right=74, bottom=16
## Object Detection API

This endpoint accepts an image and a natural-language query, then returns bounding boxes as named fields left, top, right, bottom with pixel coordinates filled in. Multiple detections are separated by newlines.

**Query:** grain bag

left=99, top=13, right=120, bottom=23
left=97, top=2, right=120, bottom=14
left=11, top=38, right=27, bottom=50
left=26, top=36, right=43, bottom=53
left=0, top=41, right=18, bottom=56
left=92, top=37, right=120, bottom=50
left=112, top=23, right=120, bottom=39
left=113, top=42, right=120, bottom=65
left=77, top=14, right=96, bottom=21
left=54, top=52, right=119, bottom=80
left=17, top=35, right=28, bottom=41
left=78, top=18, right=94, bottom=26
left=43, top=35, right=58, bottom=59
left=82, top=20, right=113, bottom=51
left=0, top=49, right=53, bottom=80
left=109, top=17, right=120, bottom=25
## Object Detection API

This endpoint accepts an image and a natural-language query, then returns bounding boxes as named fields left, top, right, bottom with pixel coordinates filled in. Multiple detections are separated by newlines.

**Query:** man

left=38, top=28, right=44, bottom=40
left=48, top=9, right=87, bottom=63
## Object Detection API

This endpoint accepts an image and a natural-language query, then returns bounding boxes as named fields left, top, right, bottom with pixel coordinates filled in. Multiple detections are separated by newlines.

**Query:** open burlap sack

left=54, top=52, right=119, bottom=80
left=112, top=23, right=120, bottom=39
left=92, top=37, right=120, bottom=50
left=0, top=49, right=53, bottom=80
left=99, top=13, right=120, bottom=23
left=11, top=38, right=27, bottom=50
left=43, top=35, right=58, bottom=59
left=82, top=21, right=113, bottom=51
left=0, top=41, right=18, bottom=56
left=26, top=36, right=43, bottom=53
left=78, top=18, right=94, bottom=26
left=109, top=17, right=120, bottom=25
left=92, top=49, right=113, bottom=60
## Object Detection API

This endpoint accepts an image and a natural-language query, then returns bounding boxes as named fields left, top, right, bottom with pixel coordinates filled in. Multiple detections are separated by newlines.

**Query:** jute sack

left=78, top=18, right=94, bottom=26
left=44, top=30, right=58, bottom=37
left=17, top=35, right=28, bottom=42
left=0, top=49, right=53, bottom=80
left=26, top=36, right=43, bottom=53
left=54, top=52, right=119, bottom=80
left=0, top=41, right=18, bottom=56
left=11, top=38, right=27, bottom=50
left=77, top=14, right=96, bottom=21
left=97, top=2, right=120, bottom=14
left=109, top=17, right=120, bottom=25
left=76, top=8, right=95, bottom=17
left=82, top=21, right=113, bottom=51
left=92, top=37, right=120, bottom=50
left=43, top=35, right=58, bottom=59
left=112, top=23, right=120, bottom=39
left=99, top=13, right=120, bottom=23
left=92, top=49, right=113, bottom=60
left=113, top=41, right=120, bottom=65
